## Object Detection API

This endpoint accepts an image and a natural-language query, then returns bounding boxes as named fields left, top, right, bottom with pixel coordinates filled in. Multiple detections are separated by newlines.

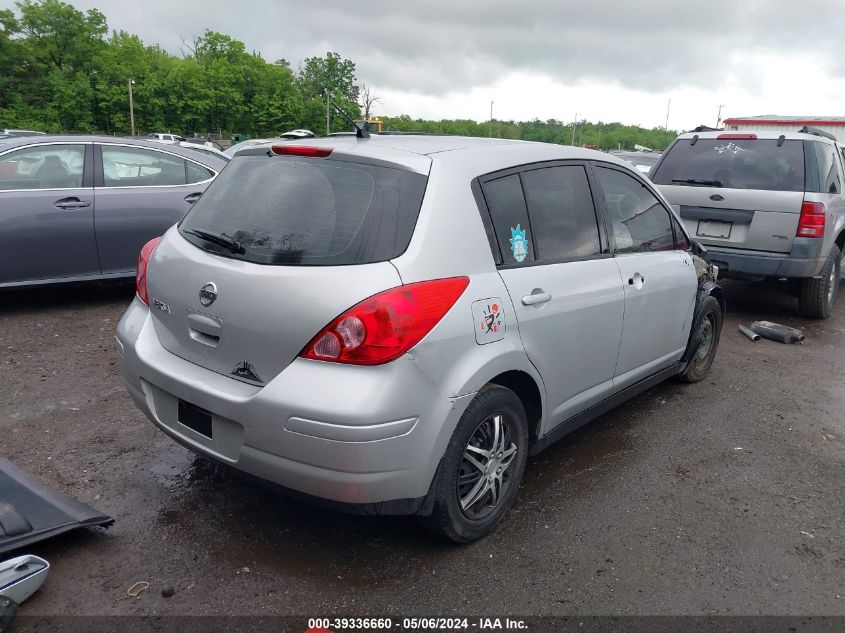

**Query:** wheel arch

left=835, top=229, right=845, bottom=253
left=487, top=370, right=543, bottom=443
left=680, top=281, right=725, bottom=365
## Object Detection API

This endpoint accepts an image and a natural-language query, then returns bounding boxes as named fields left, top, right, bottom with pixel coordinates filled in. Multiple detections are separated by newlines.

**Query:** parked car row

left=5, top=125, right=838, bottom=543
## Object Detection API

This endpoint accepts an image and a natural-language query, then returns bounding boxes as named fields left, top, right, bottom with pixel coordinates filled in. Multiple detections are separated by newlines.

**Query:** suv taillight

left=136, top=237, right=162, bottom=305
left=300, top=277, right=470, bottom=365
left=797, top=201, right=825, bottom=238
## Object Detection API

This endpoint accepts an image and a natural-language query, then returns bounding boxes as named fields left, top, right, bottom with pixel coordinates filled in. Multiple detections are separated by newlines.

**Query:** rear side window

left=102, top=146, right=186, bottom=187
left=186, top=161, right=214, bottom=183
left=180, top=155, right=427, bottom=266
left=0, top=144, right=84, bottom=190
left=595, top=166, right=675, bottom=254
left=482, top=174, right=535, bottom=264
left=651, top=139, right=805, bottom=192
left=813, top=142, right=841, bottom=194
left=521, top=166, right=601, bottom=260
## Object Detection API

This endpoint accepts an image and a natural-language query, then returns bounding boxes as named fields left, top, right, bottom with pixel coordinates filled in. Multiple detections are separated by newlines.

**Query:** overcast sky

left=6, top=0, right=845, bottom=130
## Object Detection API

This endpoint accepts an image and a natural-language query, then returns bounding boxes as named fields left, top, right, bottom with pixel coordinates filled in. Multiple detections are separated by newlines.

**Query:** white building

left=722, top=115, right=845, bottom=141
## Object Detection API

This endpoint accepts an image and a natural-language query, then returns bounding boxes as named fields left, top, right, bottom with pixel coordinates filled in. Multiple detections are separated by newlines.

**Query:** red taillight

left=717, top=133, right=757, bottom=140
left=136, top=237, right=162, bottom=305
left=797, top=201, right=826, bottom=238
left=300, top=277, right=470, bottom=365
left=270, top=145, right=333, bottom=158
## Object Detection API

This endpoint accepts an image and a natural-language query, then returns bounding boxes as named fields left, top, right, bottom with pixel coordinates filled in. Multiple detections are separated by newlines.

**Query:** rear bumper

left=705, top=239, right=826, bottom=278
left=116, top=297, right=473, bottom=513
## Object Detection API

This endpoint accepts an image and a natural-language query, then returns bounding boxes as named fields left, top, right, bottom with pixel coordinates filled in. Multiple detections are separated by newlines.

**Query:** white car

left=147, top=133, right=184, bottom=142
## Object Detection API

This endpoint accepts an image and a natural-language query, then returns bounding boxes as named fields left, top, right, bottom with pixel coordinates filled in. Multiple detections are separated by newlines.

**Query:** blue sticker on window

left=509, top=224, right=528, bottom=262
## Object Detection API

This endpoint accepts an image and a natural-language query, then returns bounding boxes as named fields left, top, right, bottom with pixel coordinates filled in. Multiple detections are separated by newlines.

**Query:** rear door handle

left=53, top=197, right=91, bottom=209
left=521, top=292, right=551, bottom=306
left=184, top=192, right=203, bottom=204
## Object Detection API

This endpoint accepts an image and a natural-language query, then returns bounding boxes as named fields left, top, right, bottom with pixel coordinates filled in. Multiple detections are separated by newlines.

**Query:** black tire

left=677, top=295, right=723, bottom=383
left=420, top=385, right=529, bottom=543
left=799, top=245, right=841, bottom=319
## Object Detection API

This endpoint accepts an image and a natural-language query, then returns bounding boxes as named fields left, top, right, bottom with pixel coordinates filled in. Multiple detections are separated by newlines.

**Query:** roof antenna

left=330, top=103, right=369, bottom=139
left=690, top=134, right=699, bottom=146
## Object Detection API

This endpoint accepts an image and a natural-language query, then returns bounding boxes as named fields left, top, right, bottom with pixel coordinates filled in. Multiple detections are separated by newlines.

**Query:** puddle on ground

left=148, top=451, right=452, bottom=589
left=142, top=381, right=672, bottom=588
left=520, top=403, right=637, bottom=502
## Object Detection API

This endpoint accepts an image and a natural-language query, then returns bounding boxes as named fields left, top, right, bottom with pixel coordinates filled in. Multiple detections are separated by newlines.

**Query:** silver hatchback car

left=117, top=136, right=724, bottom=542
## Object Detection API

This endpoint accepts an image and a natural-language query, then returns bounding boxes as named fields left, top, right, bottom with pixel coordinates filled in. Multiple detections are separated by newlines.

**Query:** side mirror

left=0, top=555, right=49, bottom=628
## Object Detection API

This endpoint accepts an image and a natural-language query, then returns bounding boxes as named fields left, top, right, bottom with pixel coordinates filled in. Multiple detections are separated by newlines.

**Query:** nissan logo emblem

left=199, top=282, right=218, bottom=307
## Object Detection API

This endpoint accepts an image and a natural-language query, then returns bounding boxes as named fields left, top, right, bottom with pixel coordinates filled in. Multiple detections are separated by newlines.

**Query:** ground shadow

left=0, top=281, right=135, bottom=315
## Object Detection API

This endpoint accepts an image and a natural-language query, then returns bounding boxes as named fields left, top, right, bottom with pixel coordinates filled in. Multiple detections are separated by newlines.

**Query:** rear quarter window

left=481, top=173, right=535, bottom=265
left=179, top=154, right=427, bottom=266
left=652, top=139, right=805, bottom=192
left=813, top=141, right=841, bottom=194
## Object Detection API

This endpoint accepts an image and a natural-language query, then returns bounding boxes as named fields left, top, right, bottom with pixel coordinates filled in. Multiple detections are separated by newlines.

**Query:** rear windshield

left=651, top=139, right=805, bottom=192
left=179, top=154, right=427, bottom=265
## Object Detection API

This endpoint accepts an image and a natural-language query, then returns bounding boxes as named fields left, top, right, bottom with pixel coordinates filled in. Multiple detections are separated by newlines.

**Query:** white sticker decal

left=472, top=298, right=506, bottom=345
left=714, top=142, right=745, bottom=155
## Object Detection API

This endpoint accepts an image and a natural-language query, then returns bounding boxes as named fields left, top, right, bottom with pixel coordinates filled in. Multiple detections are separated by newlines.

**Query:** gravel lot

left=1, top=279, right=843, bottom=616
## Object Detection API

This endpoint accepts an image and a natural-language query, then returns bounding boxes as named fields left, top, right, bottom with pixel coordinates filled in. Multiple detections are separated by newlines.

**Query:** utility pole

left=325, top=91, right=331, bottom=136
left=571, top=112, right=578, bottom=146
left=665, top=98, right=671, bottom=131
left=128, top=79, right=136, bottom=136
left=716, top=104, right=725, bottom=128
left=489, top=100, right=494, bottom=138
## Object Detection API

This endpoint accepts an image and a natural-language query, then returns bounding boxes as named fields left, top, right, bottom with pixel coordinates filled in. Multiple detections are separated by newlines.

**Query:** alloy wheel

left=457, top=413, right=518, bottom=520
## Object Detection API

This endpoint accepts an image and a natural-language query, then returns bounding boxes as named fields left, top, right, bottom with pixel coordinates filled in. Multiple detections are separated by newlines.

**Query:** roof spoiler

left=798, top=126, right=837, bottom=142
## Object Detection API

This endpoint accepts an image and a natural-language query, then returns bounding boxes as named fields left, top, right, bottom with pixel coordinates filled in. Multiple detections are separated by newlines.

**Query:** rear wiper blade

left=183, top=228, right=245, bottom=254
left=671, top=178, right=723, bottom=187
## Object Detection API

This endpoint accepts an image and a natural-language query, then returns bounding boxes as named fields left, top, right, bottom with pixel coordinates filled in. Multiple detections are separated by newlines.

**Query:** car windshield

left=179, top=154, right=427, bottom=266
left=651, top=138, right=805, bottom=191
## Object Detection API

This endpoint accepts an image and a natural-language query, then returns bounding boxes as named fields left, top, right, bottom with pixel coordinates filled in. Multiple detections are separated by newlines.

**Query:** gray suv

left=651, top=129, right=845, bottom=318
left=117, top=136, right=724, bottom=542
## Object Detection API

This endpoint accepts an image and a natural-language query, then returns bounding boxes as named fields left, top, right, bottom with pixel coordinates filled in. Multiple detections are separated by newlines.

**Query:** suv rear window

left=180, top=154, right=427, bottom=265
left=651, top=139, right=805, bottom=192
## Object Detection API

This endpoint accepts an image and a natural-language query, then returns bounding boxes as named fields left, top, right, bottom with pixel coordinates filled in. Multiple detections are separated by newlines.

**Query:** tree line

left=379, top=116, right=678, bottom=151
left=0, top=0, right=678, bottom=149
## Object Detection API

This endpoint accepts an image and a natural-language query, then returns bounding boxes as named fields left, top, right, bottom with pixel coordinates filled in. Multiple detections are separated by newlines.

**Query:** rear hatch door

left=146, top=147, right=429, bottom=385
left=652, top=137, right=806, bottom=253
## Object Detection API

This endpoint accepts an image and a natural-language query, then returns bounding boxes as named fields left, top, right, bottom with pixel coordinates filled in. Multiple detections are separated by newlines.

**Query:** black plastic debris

left=0, top=458, right=113, bottom=554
